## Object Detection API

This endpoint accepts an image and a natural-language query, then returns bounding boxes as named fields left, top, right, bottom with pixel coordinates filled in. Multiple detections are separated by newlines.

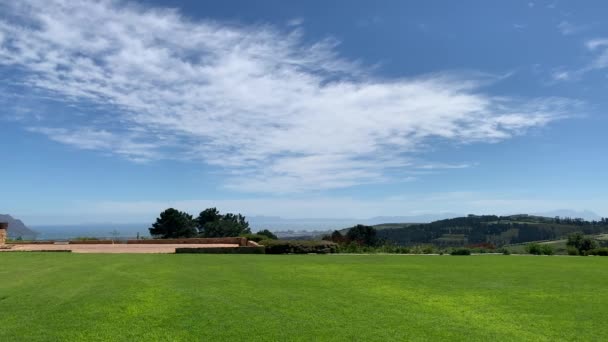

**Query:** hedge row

left=128, top=237, right=247, bottom=245
left=260, top=240, right=338, bottom=254
left=588, top=248, right=608, bottom=256
left=175, top=247, right=265, bottom=254
left=450, top=248, right=471, bottom=255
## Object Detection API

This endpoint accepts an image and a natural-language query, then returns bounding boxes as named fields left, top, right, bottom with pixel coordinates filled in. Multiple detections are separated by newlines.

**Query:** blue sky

left=1, top=0, right=607, bottom=224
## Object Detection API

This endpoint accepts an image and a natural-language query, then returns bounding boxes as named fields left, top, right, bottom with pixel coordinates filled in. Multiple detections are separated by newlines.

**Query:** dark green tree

left=567, top=232, right=598, bottom=255
left=329, top=230, right=345, bottom=243
left=346, top=225, right=378, bottom=246
left=149, top=208, right=196, bottom=239
left=257, top=229, right=278, bottom=240
left=567, top=232, right=584, bottom=249
left=195, top=208, right=221, bottom=235
left=196, top=208, right=251, bottom=237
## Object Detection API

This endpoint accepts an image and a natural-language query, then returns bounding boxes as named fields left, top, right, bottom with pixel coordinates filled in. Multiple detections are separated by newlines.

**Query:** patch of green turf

left=1, top=254, right=606, bottom=341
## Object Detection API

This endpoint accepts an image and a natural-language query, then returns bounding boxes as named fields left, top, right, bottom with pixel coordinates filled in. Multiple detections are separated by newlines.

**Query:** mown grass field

left=1, top=253, right=607, bottom=341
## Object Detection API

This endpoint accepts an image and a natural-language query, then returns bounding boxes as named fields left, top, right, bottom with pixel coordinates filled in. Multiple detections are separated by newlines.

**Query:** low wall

left=69, top=240, right=114, bottom=244
left=8, top=241, right=56, bottom=245
left=128, top=237, right=248, bottom=246
left=0, top=222, right=7, bottom=245
left=175, top=246, right=265, bottom=254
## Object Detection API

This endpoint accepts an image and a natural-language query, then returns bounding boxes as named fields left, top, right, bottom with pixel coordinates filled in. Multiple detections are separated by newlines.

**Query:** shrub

left=496, top=247, right=510, bottom=255
left=373, top=245, right=412, bottom=254
left=540, top=244, right=554, bottom=256
left=260, top=240, right=338, bottom=254
left=526, top=243, right=543, bottom=255
left=410, top=245, right=424, bottom=254
left=420, top=245, right=435, bottom=254
left=256, top=229, right=278, bottom=240
left=175, top=247, right=265, bottom=254
left=395, top=246, right=411, bottom=254
left=338, top=242, right=363, bottom=254
left=336, top=244, right=411, bottom=254
left=72, top=237, right=99, bottom=241
left=567, top=233, right=598, bottom=255
left=470, top=248, right=491, bottom=254
left=345, top=225, right=378, bottom=246
left=450, top=248, right=471, bottom=256
left=241, top=234, right=271, bottom=243
left=567, top=247, right=579, bottom=256
left=588, top=248, right=608, bottom=256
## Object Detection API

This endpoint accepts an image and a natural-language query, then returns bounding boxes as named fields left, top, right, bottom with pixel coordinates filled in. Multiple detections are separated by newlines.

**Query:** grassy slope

left=1, top=254, right=607, bottom=341
left=506, top=233, right=608, bottom=254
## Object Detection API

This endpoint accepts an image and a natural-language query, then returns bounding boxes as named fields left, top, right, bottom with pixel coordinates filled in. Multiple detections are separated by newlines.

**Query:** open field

left=1, top=254, right=607, bottom=341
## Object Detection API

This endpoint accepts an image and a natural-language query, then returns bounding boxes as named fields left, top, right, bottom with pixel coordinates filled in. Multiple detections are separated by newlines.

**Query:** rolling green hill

left=375, top=214, right=608, bottom=247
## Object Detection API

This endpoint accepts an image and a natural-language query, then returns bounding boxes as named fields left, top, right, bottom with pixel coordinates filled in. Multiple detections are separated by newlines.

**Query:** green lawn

left=1, top=254, right=607, bottom=341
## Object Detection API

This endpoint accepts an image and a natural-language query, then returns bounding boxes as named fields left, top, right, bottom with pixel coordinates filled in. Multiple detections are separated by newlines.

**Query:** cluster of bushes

left=322, top=225, right=378, bottom=247
left=566, top=232, right=599, bottom=256
left=175, top=246, right=265, bottom=254
left=241, top=229, right=278, bottom=243
left=526, top=243, right=555, bottom=255
left=260, top=240, right=338, bottom=254
left=450, top=248, right=471, bottom=255
left=337, top=244, right=457, bottom=254
left=588, top=248, right=608, bottom=256
left=449, top=247, right=510, bottom=255
left=337, top=243, right=412, bottom=254
left=497, top=247, right=511, bottom=255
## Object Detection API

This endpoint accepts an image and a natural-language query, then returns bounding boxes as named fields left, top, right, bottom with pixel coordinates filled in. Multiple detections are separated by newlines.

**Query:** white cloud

left=26, top=126, right=163, bottom=162
left=585, top=38, right=608, bottom=70
left=551, top=70, right=571, bottom=81
left=0, top=0, right=576, bottom=192
left=513, top=24, right=526, bottom=31
left=416, top=162, right=473, bottom=170
left=585, top=38, right=608, bottom=50
left=287, top=18, right=304, bottom=27
left=557, top=21, right=588, bottom=36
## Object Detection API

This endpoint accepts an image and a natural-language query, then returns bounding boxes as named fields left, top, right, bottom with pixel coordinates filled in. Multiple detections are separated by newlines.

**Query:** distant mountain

left=0, top=214, right=38, bottom=239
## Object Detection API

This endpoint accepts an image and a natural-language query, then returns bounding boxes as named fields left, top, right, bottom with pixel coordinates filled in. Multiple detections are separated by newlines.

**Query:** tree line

left=148, top=207, right=275, bottom=240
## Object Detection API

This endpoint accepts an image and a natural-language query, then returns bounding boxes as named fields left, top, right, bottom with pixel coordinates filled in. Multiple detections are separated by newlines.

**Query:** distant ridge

left=0, top=214, right=38, bottom=239
left=533, top=210, right=602, bottom=221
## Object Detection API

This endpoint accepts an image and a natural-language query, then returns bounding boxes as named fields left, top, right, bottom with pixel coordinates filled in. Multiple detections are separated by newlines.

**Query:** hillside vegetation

left=375, top=214, right=608, bottom=247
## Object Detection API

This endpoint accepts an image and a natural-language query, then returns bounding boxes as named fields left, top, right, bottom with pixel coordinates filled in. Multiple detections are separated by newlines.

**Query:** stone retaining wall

left=127, top=237, right=248, bottom=246
left=69, top=240, right=114, bottom=244
left=0, top=222, right=7, bottom=246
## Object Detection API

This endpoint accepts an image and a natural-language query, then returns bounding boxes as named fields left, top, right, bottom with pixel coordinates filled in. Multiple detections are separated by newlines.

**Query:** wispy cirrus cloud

left=549, top=38, right=608, bottom=82
left=557, top=21, right=589, bottom=36
left=585, top=38, right=608, bottom=69
left=0, top=0, right=576, bottom=192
